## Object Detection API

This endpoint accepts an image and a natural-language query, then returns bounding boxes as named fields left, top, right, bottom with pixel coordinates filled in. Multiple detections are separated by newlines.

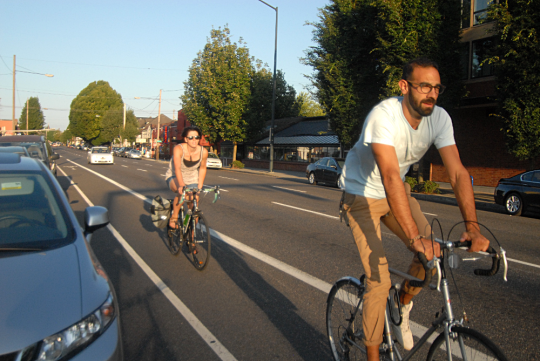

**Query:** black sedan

left=494, top=169, right=540, bottom=216
left=306, top=157, right=345, bottom=188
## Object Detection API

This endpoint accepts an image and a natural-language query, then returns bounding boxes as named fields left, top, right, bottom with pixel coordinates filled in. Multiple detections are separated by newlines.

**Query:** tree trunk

left=233, top=142, right=237, bottom=162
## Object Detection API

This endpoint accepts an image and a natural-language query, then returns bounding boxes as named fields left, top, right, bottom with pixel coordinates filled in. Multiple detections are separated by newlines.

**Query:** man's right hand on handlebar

left=410, top=236, right=441, bottom=261
left=460, top=230, right=490, bottom=253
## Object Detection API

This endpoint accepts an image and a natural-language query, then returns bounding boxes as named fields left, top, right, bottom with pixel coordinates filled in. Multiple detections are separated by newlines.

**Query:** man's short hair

left=402, top=58, right=440, bottom=80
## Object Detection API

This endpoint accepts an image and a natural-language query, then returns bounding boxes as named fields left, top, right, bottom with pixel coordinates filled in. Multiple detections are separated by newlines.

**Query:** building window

left=471, top=37, right=495, bottom=78
left=473, top=0, right=493, bottom=25
left=462, top=0, right=471, bottom=28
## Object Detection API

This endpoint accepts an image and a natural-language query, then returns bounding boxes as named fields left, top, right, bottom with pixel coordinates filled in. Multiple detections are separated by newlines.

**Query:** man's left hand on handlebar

left=460, top=230, right=490, bottom=253
left=411, top=236, right=441, bottom=260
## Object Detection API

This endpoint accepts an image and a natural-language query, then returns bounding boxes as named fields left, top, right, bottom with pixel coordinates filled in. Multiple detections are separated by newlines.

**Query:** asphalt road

left=56, top=147, right=540, bottom=361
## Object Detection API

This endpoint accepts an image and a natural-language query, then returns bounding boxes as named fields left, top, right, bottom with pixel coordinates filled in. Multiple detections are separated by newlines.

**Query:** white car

left=88, top=147, right=114, bottom=165
left=206, top=152, right=222, bottom=169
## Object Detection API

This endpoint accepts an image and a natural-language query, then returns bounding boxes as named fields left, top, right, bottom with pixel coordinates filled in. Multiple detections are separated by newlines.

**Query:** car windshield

left=0, top=142, right=45, bottom=160
left=0, top=171, right=72, bottom=249
left=208, top=153, right=219, bottom=159
left=92, top=148, right=109, bottom=154
left=131, top=150, right=140, bottom=155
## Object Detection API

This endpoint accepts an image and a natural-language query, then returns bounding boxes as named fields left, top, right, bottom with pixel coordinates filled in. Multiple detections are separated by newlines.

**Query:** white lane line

left=58, top=166, right=237, bottom=361
left=137, top=169, right=148, bottom=172
left=423, top=212, right=438, bottom=216
left=272, top=186, right=306, bottom=193
left=122, top=165, right=128, bottom=168
left=219, top=176, right=238, bottom=181
left=272, top=202, right=339, bottom=220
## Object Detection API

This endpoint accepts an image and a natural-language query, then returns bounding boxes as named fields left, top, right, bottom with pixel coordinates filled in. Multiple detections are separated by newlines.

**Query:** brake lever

left=428, top=257, right=442, bottom=292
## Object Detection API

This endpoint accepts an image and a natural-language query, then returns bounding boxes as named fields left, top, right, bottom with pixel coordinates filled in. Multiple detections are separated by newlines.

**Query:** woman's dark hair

left=181, top=126, right=202, bottom=139
left=402, top=57, right=439, bottom=80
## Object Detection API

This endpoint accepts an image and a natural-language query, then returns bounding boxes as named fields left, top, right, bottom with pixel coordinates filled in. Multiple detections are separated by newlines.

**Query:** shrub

left=231, top=160, right=245, bottom=169
left=419, top=180, right=440, bottom=194
left=405, top=176, right=418, bottom=191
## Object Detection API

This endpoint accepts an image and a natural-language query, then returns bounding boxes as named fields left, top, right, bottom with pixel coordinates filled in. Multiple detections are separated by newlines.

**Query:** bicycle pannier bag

left=150, top=195, right=171, bottom=228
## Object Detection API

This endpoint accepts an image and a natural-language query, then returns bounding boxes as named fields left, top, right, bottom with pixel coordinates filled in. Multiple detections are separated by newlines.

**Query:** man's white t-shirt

left=342, top=96, right=455, bottom=199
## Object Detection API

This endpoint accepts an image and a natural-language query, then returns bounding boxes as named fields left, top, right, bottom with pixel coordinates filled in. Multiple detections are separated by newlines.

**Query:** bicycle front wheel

left=187, top=212, right=211, bottom=271
left=326, top=278, right=367, bottom=361
left=426, top=326, right=507, bottom=361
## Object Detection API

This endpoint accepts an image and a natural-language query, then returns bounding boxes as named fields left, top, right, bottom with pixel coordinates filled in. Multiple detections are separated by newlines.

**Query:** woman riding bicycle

left=165, top=126, right=209, bottom=229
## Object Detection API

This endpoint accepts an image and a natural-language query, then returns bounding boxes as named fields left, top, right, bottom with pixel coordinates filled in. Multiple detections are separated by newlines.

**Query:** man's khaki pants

left=342, top=186, right=431, bottom=347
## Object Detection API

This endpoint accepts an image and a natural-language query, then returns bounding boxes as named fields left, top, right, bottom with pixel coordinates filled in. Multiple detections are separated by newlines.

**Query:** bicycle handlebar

left=408, top=239, right=504, bottom=289
left=176, top=185, right=221, bottom=205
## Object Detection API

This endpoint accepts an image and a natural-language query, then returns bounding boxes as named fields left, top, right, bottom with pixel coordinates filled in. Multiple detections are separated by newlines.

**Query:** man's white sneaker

left=392, top=301, right=414, bottom=350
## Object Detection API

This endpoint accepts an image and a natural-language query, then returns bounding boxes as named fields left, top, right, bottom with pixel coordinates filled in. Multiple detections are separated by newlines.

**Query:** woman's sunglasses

left=186, top=136, right=201, bottom=140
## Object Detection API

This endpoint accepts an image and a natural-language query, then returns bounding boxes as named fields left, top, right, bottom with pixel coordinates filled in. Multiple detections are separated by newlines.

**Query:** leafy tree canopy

left=488, top=0, right=540, bottom=169
left=244, top=61, right=301, bottom=140
left=303, top=0, right=463, bottom=147
left=18, top=97, right=45, bottom=132
left=181, top=26, right=253, bottom=148
left=101, top=108, right=140, bottom=144
left=297, top=91, right=325, bottom=117
left=69, top=80, right=123, bottom=143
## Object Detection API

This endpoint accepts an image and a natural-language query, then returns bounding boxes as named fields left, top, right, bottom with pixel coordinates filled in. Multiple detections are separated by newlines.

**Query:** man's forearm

left=383, top=174, right=419, bottom=239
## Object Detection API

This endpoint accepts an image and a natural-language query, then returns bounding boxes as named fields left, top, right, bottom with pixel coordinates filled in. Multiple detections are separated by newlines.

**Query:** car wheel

left=308, top=172, right=317, bottom=185
left=505, top=193, right=523, bottom=216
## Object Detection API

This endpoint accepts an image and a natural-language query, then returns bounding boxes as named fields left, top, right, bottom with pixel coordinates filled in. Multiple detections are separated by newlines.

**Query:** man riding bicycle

left=341, top=58, right=490, bottom=361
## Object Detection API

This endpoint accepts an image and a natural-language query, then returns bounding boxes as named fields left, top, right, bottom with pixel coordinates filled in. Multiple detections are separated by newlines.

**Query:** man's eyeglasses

left=187, top=136, right=201, bottom=140
left=406, top=81, right=446, bottom=95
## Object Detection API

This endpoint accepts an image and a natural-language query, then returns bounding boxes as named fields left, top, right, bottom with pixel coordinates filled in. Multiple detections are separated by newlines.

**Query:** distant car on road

left=119, top=148, right=132, bottom=157
left=494, top=169, right=540, bottom=216
left=126, top=149, right=142, bottom=159
left=206, top=152, right=222, bottom=169
left=88, top=146, right=114, bottom=165
left=306, top=157, right=345, bottom=188
left=0, top=153, right=123, bottom=360
left=0, top=135, right=59, bottom=177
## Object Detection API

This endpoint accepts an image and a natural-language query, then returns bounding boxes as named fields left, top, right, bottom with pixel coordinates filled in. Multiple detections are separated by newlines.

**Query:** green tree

left=18, top=97, right=45, bottom=132
left=69, top=80, right=123, bottom=144
left=303, top=0, right=463, bottom=147
left=60, top=128, right=73, bottom=144
left=244, top=62, right=301, bottom=140
left=488, top=0, right=540, bottom=169
left=101, top=108, right=140, bottom=144
left=297, top=91, right=326, bottom=117
left=181, top=26, right=253, bottom=161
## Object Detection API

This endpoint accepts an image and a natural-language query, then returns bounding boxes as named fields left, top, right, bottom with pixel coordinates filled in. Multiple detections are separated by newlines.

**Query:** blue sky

left=0, top=0, right=330, bottom=131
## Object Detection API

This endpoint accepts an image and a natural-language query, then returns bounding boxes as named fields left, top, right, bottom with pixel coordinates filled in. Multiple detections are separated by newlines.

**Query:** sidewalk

left=222, top=166, right=504, bottom=213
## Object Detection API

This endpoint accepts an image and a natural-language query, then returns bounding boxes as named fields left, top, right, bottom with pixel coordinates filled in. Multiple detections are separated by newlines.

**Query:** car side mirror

left=50, top=153, right=60, bottom=160
left=84, top=206, right=109, bottom=243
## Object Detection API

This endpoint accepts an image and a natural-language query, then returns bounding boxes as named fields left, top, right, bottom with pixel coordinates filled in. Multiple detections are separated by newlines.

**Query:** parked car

left=120, top=148, right=132, bottom=157
left=0, top=153, right=123, bottom=360
left=126, top=149, right=142, bottom=159
left=494, top=169, right=540, bottom=216
left=206, top=152, right=222, bottom=169
left=88, top=146, right=114, bottom=165
left=306, top=157, right=345, bottom=188
left=0, top=135, right=59, bottom=177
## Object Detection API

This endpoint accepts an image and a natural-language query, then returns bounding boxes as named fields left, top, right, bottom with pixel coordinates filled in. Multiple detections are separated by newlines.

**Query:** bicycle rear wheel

left=326, top=278, right=367, bottom=361
left=187, top=212, right=211, bottom=271
left=426, top=326, right=507, bottom=361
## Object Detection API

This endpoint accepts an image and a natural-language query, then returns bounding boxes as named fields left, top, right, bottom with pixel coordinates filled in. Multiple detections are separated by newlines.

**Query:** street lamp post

left=258, top=0, right=278, bottom=173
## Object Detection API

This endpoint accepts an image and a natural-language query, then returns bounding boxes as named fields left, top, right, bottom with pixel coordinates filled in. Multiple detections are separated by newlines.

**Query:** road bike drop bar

left=177, top=185, right=221, bottom=205
left=409, top=238, right=508, bottom=291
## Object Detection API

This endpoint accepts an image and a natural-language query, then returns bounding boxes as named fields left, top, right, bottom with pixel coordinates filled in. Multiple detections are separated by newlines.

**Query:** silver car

left=126, top=149, right=142, bottom=159
left=0, top=153, right=123, bottom=360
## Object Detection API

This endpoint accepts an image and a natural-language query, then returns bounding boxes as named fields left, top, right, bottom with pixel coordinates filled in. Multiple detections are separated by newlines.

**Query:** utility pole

left=26, top=98, right=29, bottom=132
left=123, top=103, right=126, bottom=129
left=12, top=55, right=16, bottom=132
left=156, top=89, right=162, bottom=161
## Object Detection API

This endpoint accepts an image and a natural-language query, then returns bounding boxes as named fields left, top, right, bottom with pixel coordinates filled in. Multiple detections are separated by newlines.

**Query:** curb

left=411, top=193, right=504, bottom=213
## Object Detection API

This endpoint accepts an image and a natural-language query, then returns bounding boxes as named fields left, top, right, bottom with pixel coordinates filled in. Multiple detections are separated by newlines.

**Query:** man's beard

left=412, top=97, right=436, bottom=117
